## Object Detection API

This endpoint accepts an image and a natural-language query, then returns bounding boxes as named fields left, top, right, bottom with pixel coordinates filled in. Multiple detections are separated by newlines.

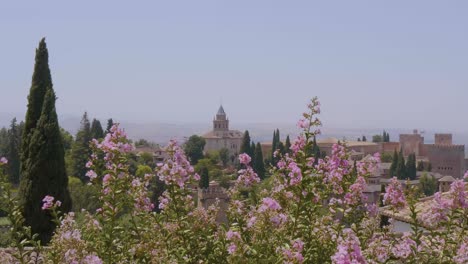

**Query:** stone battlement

left=198, top=187, right=229, bottom=200
left=426, top=144, right=464, bottom=151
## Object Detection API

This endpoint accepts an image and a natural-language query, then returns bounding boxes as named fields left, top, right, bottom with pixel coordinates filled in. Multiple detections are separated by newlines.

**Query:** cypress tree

left=250, top=141, right=256, bottom=160
left=389, top=149, right=398, bottom=177
left=277, top=141, right=285, bottom=155
left=417, top=161, right=424, bottom=171
left=275, top=129, right=281, bottom=147
left=362, top=136, right=367, bottom=142
left=199, top=166, right=209, bottom=189
left=254, top=142, right=265, bottom=180
left=90, top=118, right=104, bottom=139
left=240, top=130, right=251, bottom=156
left=285, top=135, right=291, bottom=154
left=71, top=112, right=92, bottom=182
left=19, top=39, right=71, bottom=243
left=105, top=118, right=114, bottom=134
left=396, top=150, right=406, bottom=180
left=427, top=162, right=432, bottom=172
left=271, top=130, right=277, bottom=162
left=406, top=153, right=417, bottom=180
left=6, top=118, right=21, bottom=184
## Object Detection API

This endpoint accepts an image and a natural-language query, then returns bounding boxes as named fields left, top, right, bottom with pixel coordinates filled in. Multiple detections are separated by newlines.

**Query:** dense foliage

left=0, top=98, right=467, bottom=263
left=18, top=38, right=71, bottom=243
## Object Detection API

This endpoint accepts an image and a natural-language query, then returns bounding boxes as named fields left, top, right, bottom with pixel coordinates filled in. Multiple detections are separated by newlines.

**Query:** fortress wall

left=426, top=144, right=465, bottom=178
left=399, top=134, right=424, bottom=156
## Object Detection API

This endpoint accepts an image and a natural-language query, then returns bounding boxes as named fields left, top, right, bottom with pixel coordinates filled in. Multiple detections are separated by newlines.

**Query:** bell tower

left=213, top=105, right=229, bottom=131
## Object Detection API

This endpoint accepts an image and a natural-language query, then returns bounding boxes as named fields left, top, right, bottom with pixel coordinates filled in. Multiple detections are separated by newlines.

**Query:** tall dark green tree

left=285, top=135, right=291, bottom=154
left=0, top=127, right=8, bottom=156
left=6, top=118, right=21, bottom=184
left=389, top=149, right=398, bottom=177
left=250, top=141, right=256, bottom=166
left=199, top=166, right=209, bottom=188
left=271, top=130, right=278, bottom=162
left=240, top=130, right=252, bottom=156
left=406, top=153, right=417, bottom=180
left=90, top=118, right=104, bottom=139
left=396, top=150, right=406, bottom=180
left=19, top=38, right=71, bottom=243
left=183, top=135, right=206, bottom=165
left=105, top=118, right=114, bottom=134
left=71, top=112, right=92, bottom=181
left=254, top=142, right=266, bottom=180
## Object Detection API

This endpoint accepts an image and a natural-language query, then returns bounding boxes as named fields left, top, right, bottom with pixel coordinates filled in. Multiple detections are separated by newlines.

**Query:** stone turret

left=213, top=105, right=229, bottom=131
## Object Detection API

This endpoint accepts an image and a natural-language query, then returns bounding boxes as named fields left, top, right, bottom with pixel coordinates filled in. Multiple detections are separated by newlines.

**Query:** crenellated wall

left=197, top=186, right=230, bottom=223
left=426, top=144, right=465, bottom=178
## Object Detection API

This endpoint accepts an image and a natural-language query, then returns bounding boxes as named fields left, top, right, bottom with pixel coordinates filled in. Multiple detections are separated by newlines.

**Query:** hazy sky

left=1, top=1, right=467, bottom=131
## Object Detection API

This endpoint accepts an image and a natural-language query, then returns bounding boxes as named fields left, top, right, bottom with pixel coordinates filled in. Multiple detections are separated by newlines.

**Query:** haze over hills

left=2, top=112, right=468, bottom=152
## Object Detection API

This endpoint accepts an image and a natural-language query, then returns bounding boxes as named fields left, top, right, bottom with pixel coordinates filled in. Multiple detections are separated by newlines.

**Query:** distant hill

left=2, top=113, right=468, bottom=157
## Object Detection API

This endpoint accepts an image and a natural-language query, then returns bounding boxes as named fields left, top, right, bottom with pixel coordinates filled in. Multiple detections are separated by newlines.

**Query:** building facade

left=202, top=106, right=243, bottom=163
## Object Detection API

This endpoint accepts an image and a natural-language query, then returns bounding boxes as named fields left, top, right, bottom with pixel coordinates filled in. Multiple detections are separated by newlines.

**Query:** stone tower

left=213, top=105, right=229, bottom=131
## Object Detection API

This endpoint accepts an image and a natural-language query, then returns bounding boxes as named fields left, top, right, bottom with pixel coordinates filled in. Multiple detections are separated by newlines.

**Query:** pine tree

left=6, top=118, right=21, bottom=184
left=285, top=135, right=291, bottom=154
left=199, top=166, right=209, bottom=189
left=254, top=142, right=266, bottom=180
left=19, top=38, right=71, bottom=243
left=105, top=118, right=114, bottom=134
left=71, top=112, right=92, bottom=182
left=90, top=118, right=104, bottom=139
left=389, top=149, right=398, bottom=177
left=240, top=130, right=252, bottom=157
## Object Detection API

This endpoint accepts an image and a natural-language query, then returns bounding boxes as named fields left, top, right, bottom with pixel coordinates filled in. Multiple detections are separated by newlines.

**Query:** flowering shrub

left=0, top=97, right=467, bottom=263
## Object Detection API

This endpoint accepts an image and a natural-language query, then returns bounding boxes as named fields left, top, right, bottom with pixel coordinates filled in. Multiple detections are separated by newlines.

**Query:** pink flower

left=247, top=216, right=257, bottom=228
left=42, top=195, right=55, bottom=210
left=83, top=255, right=103, bottom=264
left=391, top=233, right=416, bottom=259
left=297, top=119, right=310, bottom=129
left=227, top=243, right=237, bottom=254
left=0, top=157, right=7, bottom=164
left=155, top=140, right=198, bottom=189
left=449, top=180, right=467, bottom=209
left=236, top=167, right=260, bottom=187
left=270, top=213, right=287, bottom=226
left=259, top=197, right=282, bottom=212
left=455, top=242, right=468, bottom=264
left=344, top=176, right=367, bottom=206
left=226, top=230, right=241, bottom=241
left=290, top=135, right=306, bottom=155
left=159, top=196, right=170, bottom=210
left=331, top=229, right=367, bottom=264
left=85, top=161, right=93, bottom=168
left=103, top=174, right=112, bottom=185
left=238, top=153, right=251, bottom=165
left=383, top=177, right=406, bottom=209
left=86, top=170, right=98, bottom=180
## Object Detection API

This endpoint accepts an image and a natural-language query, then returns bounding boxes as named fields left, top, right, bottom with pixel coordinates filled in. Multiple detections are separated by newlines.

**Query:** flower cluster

left=332, top=229, right=366, bottom=264
left=383, top=177, right=406, bottom=209
left=41, top=195, right=61, bottom=210
left=2, top=98, right=468, bottom=263
left=155, top=140, right=198, bottom=189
